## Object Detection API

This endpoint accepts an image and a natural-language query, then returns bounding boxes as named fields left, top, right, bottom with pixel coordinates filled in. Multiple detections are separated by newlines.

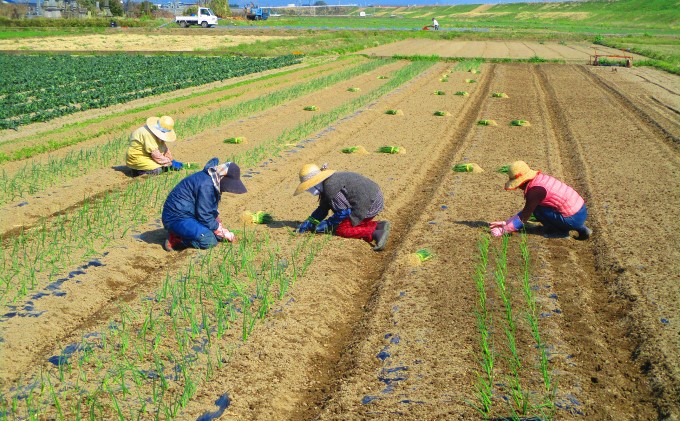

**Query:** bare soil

left=361, top=39, right=646, bottom=63
left=0, top=42, right=678, bottom=420
left=0, top=32, right=294, bottom=51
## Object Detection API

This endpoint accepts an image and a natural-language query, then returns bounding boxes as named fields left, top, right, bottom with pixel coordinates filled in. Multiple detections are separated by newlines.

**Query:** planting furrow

left=0, top=61, right=434, bottom=418
left=580, top=66, right=680, bottom=145
left=537, top=63, right=679, bottom=419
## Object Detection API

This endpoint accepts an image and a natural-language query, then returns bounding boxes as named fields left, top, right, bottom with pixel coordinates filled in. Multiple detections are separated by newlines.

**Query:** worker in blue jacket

left=161, top=158, right=247, bottom=251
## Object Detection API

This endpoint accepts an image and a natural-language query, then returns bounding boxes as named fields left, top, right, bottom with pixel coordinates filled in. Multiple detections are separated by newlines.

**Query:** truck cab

left=175, top=7, right=218, bottom=28
left=245, top=4, right=270, bottom=20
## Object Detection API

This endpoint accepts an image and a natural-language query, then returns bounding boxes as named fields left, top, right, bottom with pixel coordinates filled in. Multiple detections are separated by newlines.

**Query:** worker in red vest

left=490, top=161, right=592, bottom=240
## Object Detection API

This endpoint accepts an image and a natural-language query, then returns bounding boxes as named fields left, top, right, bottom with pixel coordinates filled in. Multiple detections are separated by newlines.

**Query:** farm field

left=360, top=39, right=646, bottom=63
left=0, top=44, right=678, bottom=421
left=0, top=32, right=295, bottom=52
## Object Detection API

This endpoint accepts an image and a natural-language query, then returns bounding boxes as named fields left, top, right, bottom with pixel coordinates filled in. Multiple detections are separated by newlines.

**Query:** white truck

left=175, top=7, right=218, bottom=28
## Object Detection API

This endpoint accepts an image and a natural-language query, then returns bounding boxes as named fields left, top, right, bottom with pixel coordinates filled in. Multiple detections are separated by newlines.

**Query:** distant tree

left=184, top=5, right=198, bottom=15
left=109, top=0, right=123, bottom=16
left=313, top=0, right=327, bottom=5
left=209, top=0, right=230, bottom=17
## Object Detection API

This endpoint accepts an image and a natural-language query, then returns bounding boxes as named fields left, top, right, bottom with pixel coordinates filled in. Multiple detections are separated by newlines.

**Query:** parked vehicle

left=244, top=4, right=270, bottom=20
left=175, top=7, right=218, bottom=28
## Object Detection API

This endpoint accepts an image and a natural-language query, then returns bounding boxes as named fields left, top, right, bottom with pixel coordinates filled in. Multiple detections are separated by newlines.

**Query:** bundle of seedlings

left=477, top=119, right=497, bottom=126
left=497, top=164, right=510, bottom=173
left=492, top=92, right=509, bottom=98
left=453, top=163, right=484, bottom=173
left=465, top=79, right=477, bottom=83
left=377, top=75, right=389, bottom=79
left=409, top=248, right=434, bottom=266
left=224, top=137, right=246, bottom=144
left=455, top=91, right=469, bottom=96
left=434, top=111, right=451, bottom=116
left=433, top=90, right=446, bottom=95
left=241, top=211, right=273, bottom=225
left=378, top=146, right=406, bottom=154
left=341, top=146, right=369, bottom=154
left=303, top=105, right=318, bottom=111
left=347, top=87, right=361, bottom=92
left=385, top=109, right=403, bottom=115
left=511, top=120, right=530, bottom=126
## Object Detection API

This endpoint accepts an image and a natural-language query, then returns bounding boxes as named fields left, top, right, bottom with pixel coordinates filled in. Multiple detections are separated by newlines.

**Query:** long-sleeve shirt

left=518, top=186, right=547, bottom=222
left=126, top=126, right=171, bottom=170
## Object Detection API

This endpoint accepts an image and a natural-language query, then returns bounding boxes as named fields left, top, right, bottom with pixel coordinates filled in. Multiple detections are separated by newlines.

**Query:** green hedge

left=0, top=16, right=162, bottom=27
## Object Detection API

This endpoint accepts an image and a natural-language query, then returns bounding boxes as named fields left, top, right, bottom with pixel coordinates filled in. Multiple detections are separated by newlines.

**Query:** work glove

left=490, top=214, right=522, bottom=237
left=315, top=208, right=351, bottom=233
left=214, top=223, right=236, bottom=242
left=297, top=219, right=315, bottom=233
left=170, top=160, right=184, bottom=171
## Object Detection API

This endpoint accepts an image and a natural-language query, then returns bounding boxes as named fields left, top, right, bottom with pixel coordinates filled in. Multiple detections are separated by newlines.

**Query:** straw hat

left=146, top=116, right=177, bottom=142
left=505, top=160, right=539, bottom=190
left=293, top=163, right=335, bottom=196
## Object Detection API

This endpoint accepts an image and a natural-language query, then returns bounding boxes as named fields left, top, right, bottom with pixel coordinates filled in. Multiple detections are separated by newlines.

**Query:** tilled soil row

left=580, top=66, right=680, bottom=146
left=539, top=64, right=680, bottom=419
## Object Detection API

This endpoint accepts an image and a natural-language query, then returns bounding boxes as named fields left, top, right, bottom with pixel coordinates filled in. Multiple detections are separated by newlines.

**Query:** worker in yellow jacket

left=126, top=116, right=185, bottom=176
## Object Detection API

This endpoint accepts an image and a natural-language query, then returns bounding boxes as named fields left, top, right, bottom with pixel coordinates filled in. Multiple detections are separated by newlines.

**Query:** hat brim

left=293, top=170, right=335, bottom=196
left=220, top=178, right=247, bottom=194
left=146, top=116, right=177, bottom=142
left=505, top=169, right=538, bottom=190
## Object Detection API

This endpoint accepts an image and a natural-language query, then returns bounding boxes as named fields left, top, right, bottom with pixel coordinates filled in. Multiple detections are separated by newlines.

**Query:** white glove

left=214, top=223, right=236, bottom=243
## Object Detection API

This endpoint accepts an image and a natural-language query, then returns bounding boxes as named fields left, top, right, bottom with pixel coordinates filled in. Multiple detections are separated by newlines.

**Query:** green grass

left=595, top=34, right=680, bottom=75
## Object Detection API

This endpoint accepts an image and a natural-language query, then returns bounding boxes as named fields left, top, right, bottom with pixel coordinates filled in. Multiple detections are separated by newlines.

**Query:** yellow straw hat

left=293, top=163, right=335, bottom=196
left=146, top=115, right=177, bottom=142
left=505, top=160, right=539, bottom=190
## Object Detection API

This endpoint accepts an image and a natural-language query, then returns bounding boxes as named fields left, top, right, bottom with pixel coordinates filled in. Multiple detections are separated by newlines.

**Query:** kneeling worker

left=490, top=160, right=592, bottom=240
left=162, top=158, right=247, bottom=251
left=126, top=115, right=186, bottom=176
left=294, top=163, right=391, bottom=251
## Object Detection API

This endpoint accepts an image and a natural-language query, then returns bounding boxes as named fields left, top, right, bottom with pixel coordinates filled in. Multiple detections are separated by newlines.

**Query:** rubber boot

left=575, top=226, right=592, bottom=241
left=372, top=221, right=391, bottom=251
left=164, top=231, right=183, bottom=252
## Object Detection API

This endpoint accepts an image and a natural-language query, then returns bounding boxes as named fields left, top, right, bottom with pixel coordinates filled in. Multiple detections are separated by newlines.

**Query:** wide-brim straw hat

left=294, top=163, right=335, bottom=196
left=146, top=116, right=177, bottom=142
left=505, top=160, right=539, bottom=190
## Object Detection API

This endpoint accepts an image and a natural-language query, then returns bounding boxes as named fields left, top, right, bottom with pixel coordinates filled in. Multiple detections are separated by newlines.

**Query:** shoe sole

left=163, top=239, right=174, bottom=252
left=373, top=221, right=391, bottom=251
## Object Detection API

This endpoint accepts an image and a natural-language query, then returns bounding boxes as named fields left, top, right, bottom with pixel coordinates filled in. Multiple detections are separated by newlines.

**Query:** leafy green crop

left=0, top=54, right=301, bottom=130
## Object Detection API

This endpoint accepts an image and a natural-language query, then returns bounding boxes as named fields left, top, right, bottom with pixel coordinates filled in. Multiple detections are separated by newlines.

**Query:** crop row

left=0, top=58, right=391, bottom=205
left=471, top=232, right=556, bottom=420
left=0, top=54, right=303, bottom=129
